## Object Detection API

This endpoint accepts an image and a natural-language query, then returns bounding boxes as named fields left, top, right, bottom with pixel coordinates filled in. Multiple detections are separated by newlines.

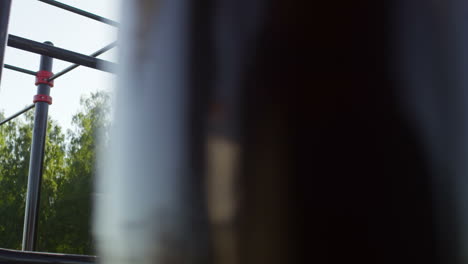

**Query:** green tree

left=38, top=91, right=110, bottom=254
left=0, top=110, right=66, bottom=250
left=0, top=111, right=31, bottom=249
left=0, top=91, right=110, bottom=254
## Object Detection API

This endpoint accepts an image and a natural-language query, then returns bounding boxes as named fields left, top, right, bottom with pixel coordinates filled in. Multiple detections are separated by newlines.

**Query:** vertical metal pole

left=22, top=42, right=54, bottom=251
left=0, top=0, right=12, bottom=86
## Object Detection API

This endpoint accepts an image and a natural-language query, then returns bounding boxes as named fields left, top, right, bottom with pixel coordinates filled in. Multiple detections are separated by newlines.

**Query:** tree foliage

left=0, top=91, right=110, bottom=255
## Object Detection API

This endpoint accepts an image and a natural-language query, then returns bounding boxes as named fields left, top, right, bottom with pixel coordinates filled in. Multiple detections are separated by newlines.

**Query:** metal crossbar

left=0, top=247, right=96, bottom=264
left=37, top=0, right=119, bottom=27
left=0, top=104, right=35, bottom=126
left=4, top=64, right=36, bottom=76
left=7, top=35, right=117, bottom=73
left=49, top=41, right=117, bottom=81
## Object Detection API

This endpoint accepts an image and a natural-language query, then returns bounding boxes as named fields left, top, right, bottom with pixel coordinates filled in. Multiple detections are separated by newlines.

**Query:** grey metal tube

left=0, top=104, right=35, bottom=126
left=22, top=43, right=54, bottom=251
left=0, top=0, right=12, bottom=86
left=0, top=247, right=96, bottom=263
left=7, top=35, right=116, bottom=73
left=37, top=0, right=119, bottom=27
left=49, top=41, right=117, bottom=81
left=4, top=64, right=37, bottom=76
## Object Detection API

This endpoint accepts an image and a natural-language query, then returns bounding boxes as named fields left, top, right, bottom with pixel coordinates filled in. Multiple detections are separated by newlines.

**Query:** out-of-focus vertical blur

left=94, top=0, right=468, bottom=263
left=96, top=0, right=303, bottom=262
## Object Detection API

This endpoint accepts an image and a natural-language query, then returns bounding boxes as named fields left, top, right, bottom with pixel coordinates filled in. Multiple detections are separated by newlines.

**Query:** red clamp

left=33, top=94, right=52, bottom=105
left=35, top=70, right=54, bottom=87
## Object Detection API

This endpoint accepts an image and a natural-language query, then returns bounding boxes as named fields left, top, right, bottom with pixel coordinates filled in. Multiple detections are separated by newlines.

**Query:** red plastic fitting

left=35, top=70, right=54, bottom=87
left=33, top=94, right=52, bottom=105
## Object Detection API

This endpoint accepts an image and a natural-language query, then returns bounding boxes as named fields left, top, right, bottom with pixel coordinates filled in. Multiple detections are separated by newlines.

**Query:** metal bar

left=89, top=41, right=118, bottom=57
left=22, top=43, right=54, bottom=251
left=0, top=0, right=12, bottom=86
left=0, top=104, right=35, bottom=126
left=4, top=64, right=37, bottom=76
left=0, top=247, right=96, bottom=264
left=49, top=41, right=117, bottom=81
left=37, top=0, right=119, bottom=27
left=7, top=35, right=117, bottom=73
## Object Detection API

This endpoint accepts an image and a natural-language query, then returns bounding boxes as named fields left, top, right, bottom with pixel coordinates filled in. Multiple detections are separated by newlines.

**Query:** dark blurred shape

left=96, top=0, right=465, bottom=263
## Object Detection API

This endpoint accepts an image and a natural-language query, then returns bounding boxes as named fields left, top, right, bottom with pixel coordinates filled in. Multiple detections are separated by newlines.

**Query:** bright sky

left=0, top=0, right=120, bottom=130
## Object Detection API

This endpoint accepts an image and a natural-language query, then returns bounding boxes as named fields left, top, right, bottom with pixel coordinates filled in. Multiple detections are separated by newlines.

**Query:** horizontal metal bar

left=4, top=64, right=36, bottom=76
left=7, top=35, right=117, bottom=73
left=49, top=41, right=117, bottom=81
left=0, top=247, right=96, bottom=264
left=0, top=104, right=35, bottom=126
left=37, top=0, right=119, bottom=27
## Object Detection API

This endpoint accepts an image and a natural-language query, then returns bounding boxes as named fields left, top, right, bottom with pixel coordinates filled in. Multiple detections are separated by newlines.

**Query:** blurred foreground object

left=95, top=0, right=468, bottom=263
